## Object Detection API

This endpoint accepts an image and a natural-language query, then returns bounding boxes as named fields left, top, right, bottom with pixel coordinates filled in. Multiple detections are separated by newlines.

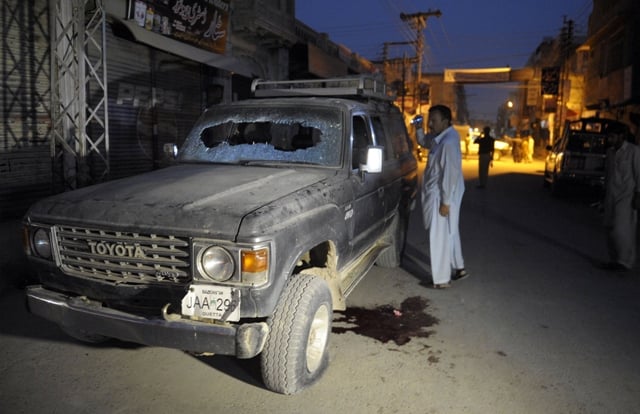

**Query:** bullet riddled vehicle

left=22, top=76, right=418, bottom=394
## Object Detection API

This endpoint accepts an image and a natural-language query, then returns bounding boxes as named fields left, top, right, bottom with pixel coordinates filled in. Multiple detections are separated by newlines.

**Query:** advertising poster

left=129, top=0, right=230, bottom=55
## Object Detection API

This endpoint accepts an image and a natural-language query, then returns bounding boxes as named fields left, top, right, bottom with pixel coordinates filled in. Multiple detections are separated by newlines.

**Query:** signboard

left=541, top=67, right=560, bottom=95
left=444, top=67, right=511, bottom=83
left=526, top=81, right=540, bottom=106
left=129, top=0, right=230, bottom=54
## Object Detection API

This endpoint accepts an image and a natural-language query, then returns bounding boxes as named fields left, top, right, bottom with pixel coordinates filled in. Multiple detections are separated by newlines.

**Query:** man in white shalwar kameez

left=415, top=105, right=466, bottom=288
left=601, top=126, right=640, bottom=271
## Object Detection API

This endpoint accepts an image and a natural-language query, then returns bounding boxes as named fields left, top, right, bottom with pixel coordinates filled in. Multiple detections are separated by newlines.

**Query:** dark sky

left=296, top=0, right=592, bottom=121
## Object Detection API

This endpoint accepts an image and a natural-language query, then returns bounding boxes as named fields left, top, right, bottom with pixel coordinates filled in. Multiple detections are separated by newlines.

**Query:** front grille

left=55, top=225, right=191, bottom=286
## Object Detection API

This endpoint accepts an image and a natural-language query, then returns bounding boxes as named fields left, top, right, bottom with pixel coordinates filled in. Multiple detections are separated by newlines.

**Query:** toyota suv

left=544, top=117, right=630, bottom=196
left=22, top=76, right=418, bottom=394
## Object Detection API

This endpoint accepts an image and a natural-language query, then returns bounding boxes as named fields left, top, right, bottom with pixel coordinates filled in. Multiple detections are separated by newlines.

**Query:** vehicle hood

left=26, top=164, right=331, bottom=238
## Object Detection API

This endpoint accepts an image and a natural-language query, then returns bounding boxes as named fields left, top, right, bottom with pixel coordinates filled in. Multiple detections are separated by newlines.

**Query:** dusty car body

left=22, top=76, right=418, bottom=394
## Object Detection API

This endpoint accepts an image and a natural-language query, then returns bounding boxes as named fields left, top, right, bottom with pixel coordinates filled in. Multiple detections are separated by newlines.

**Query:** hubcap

left=306, top=304, right=330, bottom=373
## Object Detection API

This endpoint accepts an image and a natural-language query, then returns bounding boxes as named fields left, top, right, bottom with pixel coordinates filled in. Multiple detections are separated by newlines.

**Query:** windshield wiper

left=238, top=159, right=321, bottom=166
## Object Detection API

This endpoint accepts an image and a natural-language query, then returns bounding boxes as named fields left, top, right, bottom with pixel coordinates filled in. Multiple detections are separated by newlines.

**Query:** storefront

left=1, top=0, right=261, bottom=218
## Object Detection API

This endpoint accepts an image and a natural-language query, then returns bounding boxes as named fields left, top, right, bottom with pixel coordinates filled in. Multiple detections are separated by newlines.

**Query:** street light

left=502, top=100, right=514, bottom=136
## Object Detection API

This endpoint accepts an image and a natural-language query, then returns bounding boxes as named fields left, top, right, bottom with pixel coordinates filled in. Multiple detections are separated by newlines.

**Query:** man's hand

left=439, top=203, right=450, bottom=217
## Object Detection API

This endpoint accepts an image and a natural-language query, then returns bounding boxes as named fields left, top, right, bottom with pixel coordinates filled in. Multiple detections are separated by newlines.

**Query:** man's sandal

left=452, top=269, right=469, bottom=281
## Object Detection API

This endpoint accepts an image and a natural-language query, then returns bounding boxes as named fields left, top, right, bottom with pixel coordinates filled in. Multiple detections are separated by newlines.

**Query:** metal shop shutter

left=106, top=24, right=204, bottom=180
left=1, top=0, right=53, bottom=219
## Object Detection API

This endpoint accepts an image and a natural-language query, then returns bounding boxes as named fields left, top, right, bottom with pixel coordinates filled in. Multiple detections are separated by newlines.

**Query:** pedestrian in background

left=600, top=124, right=640, bottom=272
left=414, top=105, right=467, bottom=288
left=511, top=135, right=522, bottom=163
left=526, top=134, right=535, bottom=163
left=474, top=126, right=495, bottom=189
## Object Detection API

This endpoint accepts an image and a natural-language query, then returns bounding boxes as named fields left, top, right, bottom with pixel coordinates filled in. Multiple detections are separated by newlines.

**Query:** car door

left=348, top=113, right=386, bottom=258
left=371, top=113, right=414, bottom=220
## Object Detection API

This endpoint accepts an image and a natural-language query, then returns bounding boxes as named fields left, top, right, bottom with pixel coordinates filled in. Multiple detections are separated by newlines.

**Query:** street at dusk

left=2, top=0, right=640, bottom=412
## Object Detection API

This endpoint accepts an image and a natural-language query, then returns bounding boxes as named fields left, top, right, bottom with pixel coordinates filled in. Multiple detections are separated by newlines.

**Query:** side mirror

left=163, top=143, right=178, bottom=159
left=360, top=146, right=383, bottom=174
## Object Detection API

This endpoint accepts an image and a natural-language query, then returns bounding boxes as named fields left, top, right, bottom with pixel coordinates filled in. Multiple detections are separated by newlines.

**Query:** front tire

left=261, top=274, right=332, bottom=394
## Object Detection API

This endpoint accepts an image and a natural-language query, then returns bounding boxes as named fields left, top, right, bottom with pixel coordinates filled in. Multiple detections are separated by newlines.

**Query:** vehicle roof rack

left=251, top=76, right=394, bottom=100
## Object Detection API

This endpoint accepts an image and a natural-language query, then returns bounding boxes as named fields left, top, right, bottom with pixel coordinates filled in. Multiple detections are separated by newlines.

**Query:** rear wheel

left=261, top=274, right=332, bottom=394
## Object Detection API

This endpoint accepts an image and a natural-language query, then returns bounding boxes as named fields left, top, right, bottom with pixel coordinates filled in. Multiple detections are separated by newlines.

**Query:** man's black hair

left=428, top=105, right=452, bottom=123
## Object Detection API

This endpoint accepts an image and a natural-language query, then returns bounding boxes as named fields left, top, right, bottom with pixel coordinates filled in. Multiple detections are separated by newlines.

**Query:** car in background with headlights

left=22, top=76, right=418, bottom=395
left=459, top=128, right=512, bottom=160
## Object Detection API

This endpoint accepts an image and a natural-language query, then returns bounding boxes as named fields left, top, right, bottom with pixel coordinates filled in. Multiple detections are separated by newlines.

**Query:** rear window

left=566, top=132, right=608, bottom=154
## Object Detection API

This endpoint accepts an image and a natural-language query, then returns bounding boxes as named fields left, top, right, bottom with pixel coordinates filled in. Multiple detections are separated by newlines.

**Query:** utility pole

left=556, top=16, right=574, bottom=139
left=383, top=41, right=417, bottom=112
left=400, top=9, right=441, bottom=114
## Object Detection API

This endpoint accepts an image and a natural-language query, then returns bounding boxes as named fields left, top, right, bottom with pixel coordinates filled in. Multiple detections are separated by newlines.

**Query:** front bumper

left=26, top=285, right=268, bottom=359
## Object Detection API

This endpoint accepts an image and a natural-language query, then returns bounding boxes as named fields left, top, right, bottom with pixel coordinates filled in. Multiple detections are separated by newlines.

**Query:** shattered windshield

left=178, top=105, right=343, bottom=167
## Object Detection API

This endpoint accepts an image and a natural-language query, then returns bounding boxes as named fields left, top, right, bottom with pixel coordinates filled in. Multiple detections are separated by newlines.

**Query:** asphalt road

left=1, top=156, right=639, bottom=413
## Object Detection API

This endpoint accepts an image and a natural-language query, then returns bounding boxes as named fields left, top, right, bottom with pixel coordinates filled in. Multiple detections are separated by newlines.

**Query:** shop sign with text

left=129, top=0, right=230, bottom=54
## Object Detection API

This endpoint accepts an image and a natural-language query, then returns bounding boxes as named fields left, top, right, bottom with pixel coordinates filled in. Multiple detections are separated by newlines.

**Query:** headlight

left=32, top=228, right=52, bottom=259
left=199, top=246, right=234, bottom=281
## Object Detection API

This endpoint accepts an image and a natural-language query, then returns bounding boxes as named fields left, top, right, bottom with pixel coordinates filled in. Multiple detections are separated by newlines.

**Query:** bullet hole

left=333, top=296, right=439, bottom=345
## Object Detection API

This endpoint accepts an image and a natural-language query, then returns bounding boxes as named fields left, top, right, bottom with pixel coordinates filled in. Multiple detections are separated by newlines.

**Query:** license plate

left=181, top=284, right=240, bottom=322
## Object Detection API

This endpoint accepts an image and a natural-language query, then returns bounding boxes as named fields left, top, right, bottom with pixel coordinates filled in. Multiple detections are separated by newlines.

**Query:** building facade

left=581, top=0, right=640, bottom=141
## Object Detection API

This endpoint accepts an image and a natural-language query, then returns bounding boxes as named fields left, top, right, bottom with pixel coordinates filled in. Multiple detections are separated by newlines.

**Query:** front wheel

left=261, top=274, right=332, bottom=394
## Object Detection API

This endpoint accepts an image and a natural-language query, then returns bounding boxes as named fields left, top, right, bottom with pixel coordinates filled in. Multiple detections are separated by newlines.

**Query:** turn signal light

left=241, top=248, right=268, bottom=273
left=241, top=248, right=269, bottom=285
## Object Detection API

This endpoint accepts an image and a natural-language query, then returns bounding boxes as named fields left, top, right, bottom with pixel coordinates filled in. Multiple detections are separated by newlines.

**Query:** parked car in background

left=543, top=117, right=630, bottom=196
left=457, top=126, right=512, bottom=160
left=466, top=137, right=512, bottom=160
